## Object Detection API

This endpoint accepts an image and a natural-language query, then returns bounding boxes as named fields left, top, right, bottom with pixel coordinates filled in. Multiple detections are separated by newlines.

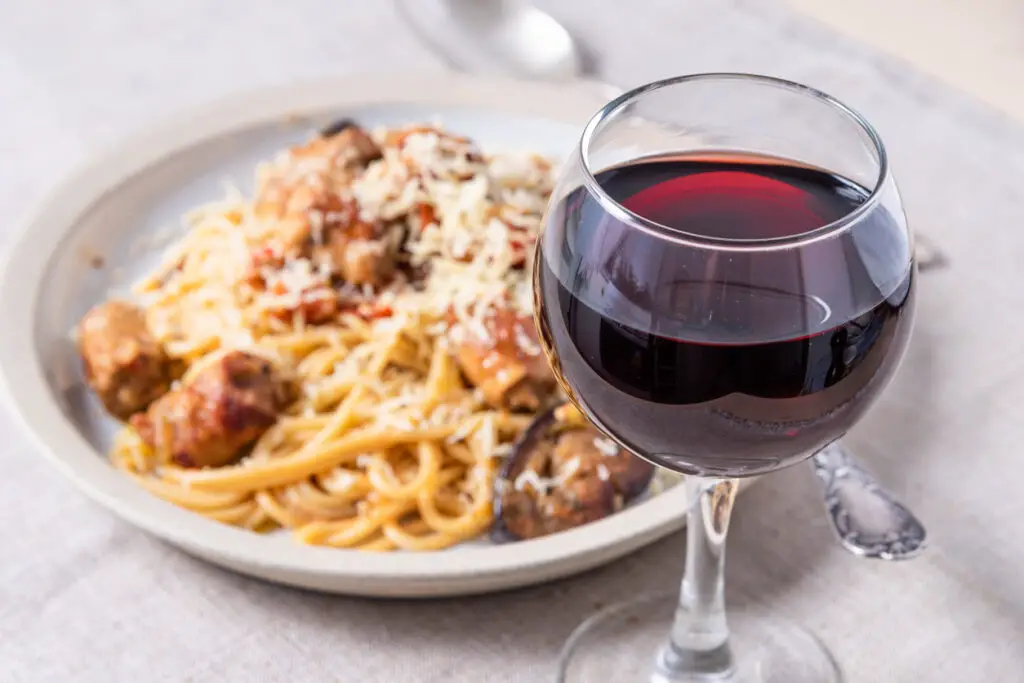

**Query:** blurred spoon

left=396, top=0, right=581, bottom=80
left=396, top=0, right=930, bottom=561
left=395, top=0, right=621, bottom=100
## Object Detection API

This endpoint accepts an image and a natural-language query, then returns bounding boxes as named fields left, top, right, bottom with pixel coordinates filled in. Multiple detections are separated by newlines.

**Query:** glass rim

left=578, top=72, right=891, bottom=252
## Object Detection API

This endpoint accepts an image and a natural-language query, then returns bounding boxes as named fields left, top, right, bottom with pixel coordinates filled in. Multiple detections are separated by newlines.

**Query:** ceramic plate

left=0, top=72, right=719, bottom=597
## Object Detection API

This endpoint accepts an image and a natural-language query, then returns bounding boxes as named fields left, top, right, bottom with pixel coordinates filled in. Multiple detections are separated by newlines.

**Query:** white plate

left=0, top=72, right=702, bottom=598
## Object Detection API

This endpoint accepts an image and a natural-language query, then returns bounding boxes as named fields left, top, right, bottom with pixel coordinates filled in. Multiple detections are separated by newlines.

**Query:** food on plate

left=252, top=122, right=395, bottom=290
left=452, top=306, right=554, bottom=411
left=493, top=403, right=655, bottom=541
left=75, top=119, right=669, bottom=551
left=129, top=351, right=294, bottom=468
left=78, top=300, right=173, bottom=419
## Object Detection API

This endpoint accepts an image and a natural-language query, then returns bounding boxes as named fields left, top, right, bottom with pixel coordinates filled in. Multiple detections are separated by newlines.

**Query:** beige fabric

left=2, top=1, right=1022, bottom=680
left=785, top=0, right=1024, bottom=122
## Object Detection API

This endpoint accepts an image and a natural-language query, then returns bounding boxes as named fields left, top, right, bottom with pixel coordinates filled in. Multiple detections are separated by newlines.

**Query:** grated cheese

left=514, top=323, right=542, bottom=356
left=513, top=454, right=584, bottom=495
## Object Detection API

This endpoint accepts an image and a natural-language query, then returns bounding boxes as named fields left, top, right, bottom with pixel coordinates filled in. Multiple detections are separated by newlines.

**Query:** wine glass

left=533, top=73, right=916, bottom=682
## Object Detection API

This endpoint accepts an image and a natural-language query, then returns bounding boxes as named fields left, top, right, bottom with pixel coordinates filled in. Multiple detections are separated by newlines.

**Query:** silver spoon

left=395, top=0, right=621, bottom=100
left=397, top=0, right=930, bottom=560
left=812, top=442, right=926, bottom=559
left=396, top=0, right=582, bottom=80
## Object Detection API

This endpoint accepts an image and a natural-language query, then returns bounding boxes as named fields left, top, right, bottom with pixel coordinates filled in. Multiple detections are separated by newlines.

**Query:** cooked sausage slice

left=253, top=123, right=381, bottom=234
left=77, top=300, right=171, bottom=420
left=308, top=210, right=395, bottom=287
left=454, top=307, right=554, bottom=410
left=252, top=124, right=395, bottom=289
left=130, top=351, right=292, bottom=468
left=257, top=127, right=380, bottom=218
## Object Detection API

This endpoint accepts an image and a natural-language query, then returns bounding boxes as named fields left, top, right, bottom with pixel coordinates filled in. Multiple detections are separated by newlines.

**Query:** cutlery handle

left=811, top=442, right=927, bottom=560
left=914, top=232, right=949, bottom=272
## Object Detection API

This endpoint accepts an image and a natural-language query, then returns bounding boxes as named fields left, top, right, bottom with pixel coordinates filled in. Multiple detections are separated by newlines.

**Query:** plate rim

left=0, top=71, right=694, bottom=590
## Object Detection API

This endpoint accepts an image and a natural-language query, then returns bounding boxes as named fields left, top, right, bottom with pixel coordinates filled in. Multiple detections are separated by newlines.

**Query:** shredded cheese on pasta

left=109, top=124, right=557, bottom=551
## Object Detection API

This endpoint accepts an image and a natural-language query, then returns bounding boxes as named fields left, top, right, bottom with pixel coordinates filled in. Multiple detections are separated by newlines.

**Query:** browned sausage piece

left=257, top=128, right=381, bottom=222
left=130, top=351, right=293, bottom=468
left=77, top=300, right=171, bottom=420
left=454, top=307, right=554, bottom=411
left=252, top=125, right=395, bottom=290
left=309, top=209, right=395, bottom=287
left=253, top=123, right=381, bottom=236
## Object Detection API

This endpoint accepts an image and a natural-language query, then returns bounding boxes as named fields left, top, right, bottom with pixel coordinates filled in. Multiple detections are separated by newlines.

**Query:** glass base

left=556, top=593, right=842, bottom=683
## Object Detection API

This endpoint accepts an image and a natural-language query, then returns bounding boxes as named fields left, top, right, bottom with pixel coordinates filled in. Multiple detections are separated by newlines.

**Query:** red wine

left=536, top=154, right=915, bottom=476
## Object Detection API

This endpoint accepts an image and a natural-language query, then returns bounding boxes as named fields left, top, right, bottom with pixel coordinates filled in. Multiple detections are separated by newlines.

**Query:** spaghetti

left=96, top=122, right=559, bottom=551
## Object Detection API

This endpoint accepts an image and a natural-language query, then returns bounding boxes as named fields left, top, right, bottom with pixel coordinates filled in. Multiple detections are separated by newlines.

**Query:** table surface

left=2, top=1, right=1023, bottom=681
left=786, top=0, right=1024, bottom=123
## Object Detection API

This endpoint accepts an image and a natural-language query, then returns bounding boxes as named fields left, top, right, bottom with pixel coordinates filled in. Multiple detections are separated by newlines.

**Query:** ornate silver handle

left=811, top=442, right=927, bottom=560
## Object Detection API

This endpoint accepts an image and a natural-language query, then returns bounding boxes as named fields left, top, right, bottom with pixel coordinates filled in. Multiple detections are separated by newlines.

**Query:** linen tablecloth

left=2, top=1, right=1022, bottom=680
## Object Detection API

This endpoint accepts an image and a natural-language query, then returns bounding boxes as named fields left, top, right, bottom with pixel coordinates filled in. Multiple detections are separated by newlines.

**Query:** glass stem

left=655, top=477, right=739, bottom=682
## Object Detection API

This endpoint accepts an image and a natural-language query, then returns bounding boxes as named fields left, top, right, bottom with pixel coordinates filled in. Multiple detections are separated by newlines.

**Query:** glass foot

left=556, top=593, right=841, bottom=683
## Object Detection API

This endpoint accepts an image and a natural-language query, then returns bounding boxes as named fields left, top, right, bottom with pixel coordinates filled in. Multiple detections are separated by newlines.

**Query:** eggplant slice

left=492, top=403, right=655, bottom=542
left=318, top=117, right=357, bottom=138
